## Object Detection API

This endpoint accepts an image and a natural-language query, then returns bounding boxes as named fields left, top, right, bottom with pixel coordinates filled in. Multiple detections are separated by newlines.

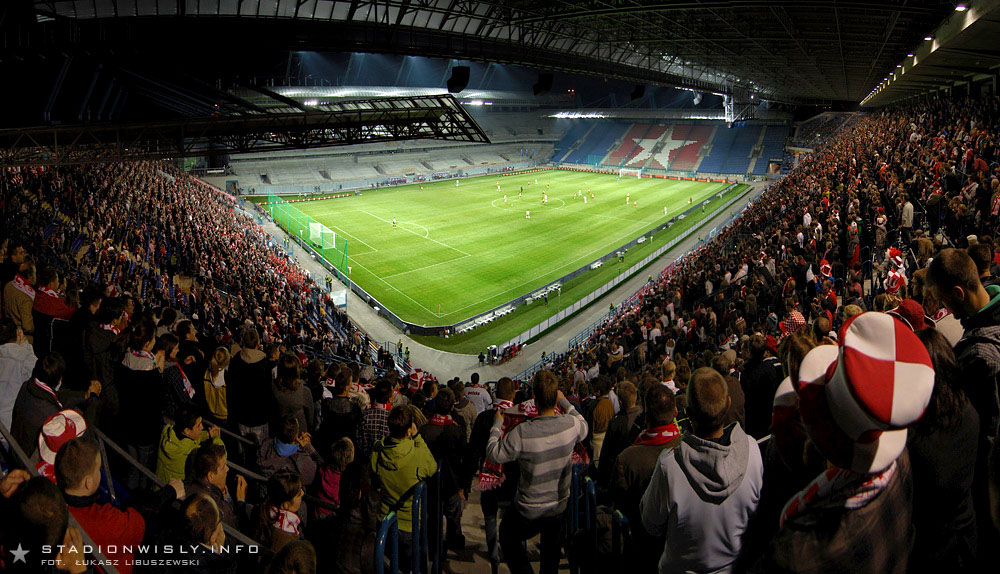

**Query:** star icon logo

left=10, top=543, right=29, bottom=563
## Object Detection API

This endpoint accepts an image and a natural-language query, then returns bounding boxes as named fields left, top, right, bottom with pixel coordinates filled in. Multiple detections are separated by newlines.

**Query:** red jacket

left=32, top=287, right=76, bottom=320
left=68, top=502, right=145, bottom=574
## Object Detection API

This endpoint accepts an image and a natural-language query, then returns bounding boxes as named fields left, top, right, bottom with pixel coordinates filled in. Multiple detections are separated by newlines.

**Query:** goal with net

left=619, top=167, right=643, bottom=179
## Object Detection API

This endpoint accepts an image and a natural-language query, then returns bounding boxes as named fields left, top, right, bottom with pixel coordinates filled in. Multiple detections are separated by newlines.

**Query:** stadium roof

left=20, top=0, right=966, bottom=104
left=861, top=1, right=1000, bottom=107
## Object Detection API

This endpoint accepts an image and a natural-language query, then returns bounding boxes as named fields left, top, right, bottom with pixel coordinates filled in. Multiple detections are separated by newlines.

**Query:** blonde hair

left=209, top=347, right=231, bottom=380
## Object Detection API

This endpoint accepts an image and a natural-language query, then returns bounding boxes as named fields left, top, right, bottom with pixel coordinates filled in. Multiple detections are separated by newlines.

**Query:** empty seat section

left=720, top=126, right=762, bottom=173
left=606, top=124, right=648, bottom=166
left=696, top=127, right=738, bottom=174
left=753, top=126, right=789, bottom=174
left=626, top=124, right=669, bottom=167
left=563, top=122, right=628, bottom=164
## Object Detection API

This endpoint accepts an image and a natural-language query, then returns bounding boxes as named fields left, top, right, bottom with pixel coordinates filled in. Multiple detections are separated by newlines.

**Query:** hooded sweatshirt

left=640, top=422, right=762, bottom=574
left=0, top=340, right=36, bottom=430
left=956, top=283, right=1000, bottom=440
left=371, top=434, right=438, bottom=533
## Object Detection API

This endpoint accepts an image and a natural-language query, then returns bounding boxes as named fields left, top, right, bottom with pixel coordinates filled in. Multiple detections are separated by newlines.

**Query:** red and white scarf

left=780, top=461, right=897, bottom=527
left=36, top=285, right=59, bottom=299
left=429, top=414, right=456, bottom=427
left=101, top=323, right=121, bottom=336
left=476, top=400, right=515, bottom=491
left=634, top=423, right=681, bottom=446
left=11, top=274, right=35, bottom=300
left=476, top=399, right=590, bottom=491
left=34, top=378, right=62, bottom=407
left=128, top=349, right=156, bottom=362
left=267, top=506, right=301, bottom=536
left=172, top=361, right=196, bottom=399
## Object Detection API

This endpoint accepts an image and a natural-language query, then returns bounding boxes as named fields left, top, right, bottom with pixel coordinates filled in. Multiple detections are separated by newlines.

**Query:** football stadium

left=1, top=1, right=1000, bottom=573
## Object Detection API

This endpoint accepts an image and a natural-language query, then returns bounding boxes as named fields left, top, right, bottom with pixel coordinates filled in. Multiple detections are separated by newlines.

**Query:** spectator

left=371, top=405, right=438, bottom=570
left=56, top=435, right=184, bottom=574
left=318, top=367, right=362, bottom=448
left=6, top=476, right=89, bottom=574
left=741, top=334, right=784, bottom=439
left=641, top=367, right=762, bottom=574
left=0, top=317, right=36, bottom=433
left=202, top=346, right=230, bottom=426
left=10, top=352, right=99, bottom=457
left=587, top=375, right=615, bottom=466
left=711, top=352, right=746, bottom=429
left=269, top=540, right=318, bottom=574
left=613, top=384, right=681, bottom=573
left=273, top=353, right=316, bottom=434
left=31, top=267, right=75, bottom=356
left=169, top=493, right=237, bottom=574
left=227, top=326, right=274, bottom=445
left=185, top=442, right=249, bottom=529
left=909, top=328, right=979, bottom=570
left=259, top=415, right=322, bottom=486
left=927, top=247, right=1000, bottom=563
left=596, top=380, right=642, bottom=489
left=316, top=437, right=354, bottom=515
left=420, top=387, right=469, bottom=551
left=451, top=381, right=476, bottom=441
left=3, top=262, right=35, bottom=343
left=469, top=377, right=518, bottom=574
left=465, top=372, right=492, bottom=414
left=116, top=321, right=164, bottom=489
left=766, top=312, right=934, bottom=573
left=157, top=333, right=197, bottom=422
left=357, top=379, right=394, bottom=458
left=35, top=408, right=88, bottom=481
left=156, top=405, right=224, bottom=483
left=0, top=240, right=27, bottom=286
left=488, top=370, right=587, bottom=574
left=83, top=296, right=126, bottom=422
left=256, top=470, right=306, bottom=552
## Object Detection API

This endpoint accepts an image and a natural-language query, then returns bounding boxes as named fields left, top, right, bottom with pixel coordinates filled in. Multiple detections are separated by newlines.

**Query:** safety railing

left=373, top=476, right=437, bottom=574
left=611, top=510, right=632, bottom=566
left=0, top=421, right=121, bottom=574
left=375, top=512, right=400, bottom=574
left=89, top=426, right=268, bottom=554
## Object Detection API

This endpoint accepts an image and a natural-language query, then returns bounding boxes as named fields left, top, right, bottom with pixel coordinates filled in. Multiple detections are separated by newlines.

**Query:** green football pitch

left=281, top=170, right=740, bottom=353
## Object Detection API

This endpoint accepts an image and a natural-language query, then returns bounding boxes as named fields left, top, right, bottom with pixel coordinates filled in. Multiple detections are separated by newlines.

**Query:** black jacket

left=10, top=378, right=90, bottom=457
left=226, top=349, right=273, bottom=428
left=741, top=356, right=784, bottom=439
left=421, top=416, right=470, bottom=495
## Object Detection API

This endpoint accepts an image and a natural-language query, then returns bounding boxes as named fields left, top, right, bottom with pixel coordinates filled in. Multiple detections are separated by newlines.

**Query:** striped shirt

left=486, top=398, right=588, bottom=519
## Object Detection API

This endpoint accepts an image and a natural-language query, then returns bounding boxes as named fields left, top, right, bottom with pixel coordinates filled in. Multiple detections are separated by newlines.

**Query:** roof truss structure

left=21, top=0, right=960, bottom=103
left=0, top=93, right=488, bottom=165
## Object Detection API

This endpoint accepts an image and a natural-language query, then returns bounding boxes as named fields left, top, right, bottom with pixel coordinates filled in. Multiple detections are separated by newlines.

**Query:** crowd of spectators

left=2, top=92, right=1000, bottom=574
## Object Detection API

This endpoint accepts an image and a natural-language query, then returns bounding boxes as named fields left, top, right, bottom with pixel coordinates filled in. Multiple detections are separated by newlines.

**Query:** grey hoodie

left=640, top=422, right=762, bottom=574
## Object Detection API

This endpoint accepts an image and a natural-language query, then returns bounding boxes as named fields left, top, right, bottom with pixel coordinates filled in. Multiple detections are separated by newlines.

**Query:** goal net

left=268, top=193, right=348, bottom=272
left=619, top=167, right=643, bottom=179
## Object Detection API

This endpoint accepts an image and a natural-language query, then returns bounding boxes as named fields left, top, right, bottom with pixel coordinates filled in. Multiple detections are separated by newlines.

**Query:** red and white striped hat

left=38, top=409, right=87, bottom=466
left=796, top=312, right=934, bottom=473
left=888, top=247, right=904, bottom=268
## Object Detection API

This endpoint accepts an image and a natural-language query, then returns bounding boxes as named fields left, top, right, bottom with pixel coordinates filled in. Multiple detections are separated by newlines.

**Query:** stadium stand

left=751, top=125, right=790, bottom=175
left=3, top=93, right=1000, bottom=574
left=719, top=125, right=761, bottom=174
left=553, top=121, right=593, bottom=162
left=563, top=122, right=629, bottom=165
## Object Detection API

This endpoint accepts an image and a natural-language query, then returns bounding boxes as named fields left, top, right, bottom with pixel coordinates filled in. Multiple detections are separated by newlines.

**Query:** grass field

left=272, top=170, right=742, bottom=352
